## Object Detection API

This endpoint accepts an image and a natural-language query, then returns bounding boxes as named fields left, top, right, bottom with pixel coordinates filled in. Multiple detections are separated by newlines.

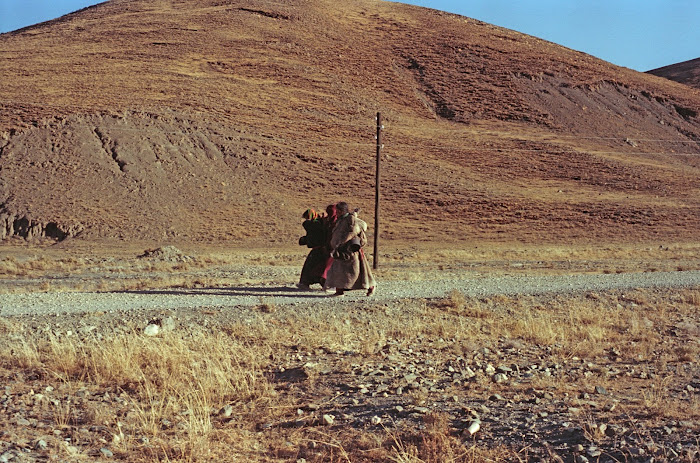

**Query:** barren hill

left=1, top=0, right=700, bottom=245
left=648, top=57, right=700, bottom=90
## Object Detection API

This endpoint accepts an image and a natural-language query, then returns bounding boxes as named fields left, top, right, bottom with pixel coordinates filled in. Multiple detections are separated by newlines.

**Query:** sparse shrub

left=258, top=297, right=276, bottom=313
left=676, top=344, right=699, bottom=362
left=439, top=291, right=490, bottom=319
left=683, top=290, right=700, bottom=306
left=0, top=318, right=19, bottom=336
left=446, top=290, right=466, bottom=310
left=386, top=412, right=519, bottom=463
left=0, top=257, right=20, bottom=276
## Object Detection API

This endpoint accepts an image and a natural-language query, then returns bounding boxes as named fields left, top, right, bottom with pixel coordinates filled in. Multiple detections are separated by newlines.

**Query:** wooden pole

left=374, top=112, right=381, bottom=269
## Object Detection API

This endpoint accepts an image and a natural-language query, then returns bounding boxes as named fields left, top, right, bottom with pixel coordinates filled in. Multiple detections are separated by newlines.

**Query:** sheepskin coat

left=325, top=213, right=376, bottom=291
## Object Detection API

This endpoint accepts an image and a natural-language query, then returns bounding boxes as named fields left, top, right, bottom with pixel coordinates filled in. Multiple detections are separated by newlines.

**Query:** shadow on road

left=116, top=285, right=331, bottom=299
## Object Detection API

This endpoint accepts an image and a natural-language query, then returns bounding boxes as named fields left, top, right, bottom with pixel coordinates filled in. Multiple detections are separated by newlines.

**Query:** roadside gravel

left=3, top=269, right=700, bottom=316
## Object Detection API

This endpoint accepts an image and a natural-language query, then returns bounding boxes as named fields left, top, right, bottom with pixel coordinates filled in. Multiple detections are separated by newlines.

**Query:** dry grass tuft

left=1, top=327, right=275, bottom=460
left=385, top=413, right=520, bottom=463
left=257, top=297, right=277, bottom=313
left=682, top=290, right=700, bottom=306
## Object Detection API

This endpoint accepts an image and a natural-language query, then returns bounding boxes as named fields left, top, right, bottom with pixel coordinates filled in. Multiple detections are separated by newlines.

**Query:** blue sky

left=0, top=1, right=104, bottom=33
left=399, top=0, right=700, bottom=72
left=1, top=0, right=698, bottom=72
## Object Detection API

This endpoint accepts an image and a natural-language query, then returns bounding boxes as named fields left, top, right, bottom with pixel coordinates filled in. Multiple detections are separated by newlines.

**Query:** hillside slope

left=648, top=57, right=700, bottom=89
left=1, top=0, right=700, bottom=245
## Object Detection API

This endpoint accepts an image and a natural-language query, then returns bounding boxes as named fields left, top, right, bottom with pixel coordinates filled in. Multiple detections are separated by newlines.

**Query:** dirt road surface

left=3, top=269, right=700, bottom=317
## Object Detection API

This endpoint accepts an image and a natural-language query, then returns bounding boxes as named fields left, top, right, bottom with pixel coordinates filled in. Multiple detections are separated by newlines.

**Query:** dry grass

left=1, top=286, right=698, bottom=461
left=2, top=325, right=277, bottom=461
left=385, top=412, right=520, bottom=463
left=428, top=288, right=683, bottom=362
left=0, top=255, right=86, bottom=277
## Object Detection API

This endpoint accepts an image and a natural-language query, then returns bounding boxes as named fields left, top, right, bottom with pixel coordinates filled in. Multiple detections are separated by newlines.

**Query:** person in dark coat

left=320, top=203, right=338, bottom=290
left=297, top=209, right=330, bottom=289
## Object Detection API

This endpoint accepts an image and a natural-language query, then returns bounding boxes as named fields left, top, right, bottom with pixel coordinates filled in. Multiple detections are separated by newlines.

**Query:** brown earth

left=648, top=57, right=700, bottom=90
left=1, top=0, right=700, bottom=246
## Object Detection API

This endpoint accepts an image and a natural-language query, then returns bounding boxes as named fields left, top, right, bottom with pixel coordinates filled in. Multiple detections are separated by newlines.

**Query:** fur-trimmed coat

left=325, top=213, right=376, bottom=290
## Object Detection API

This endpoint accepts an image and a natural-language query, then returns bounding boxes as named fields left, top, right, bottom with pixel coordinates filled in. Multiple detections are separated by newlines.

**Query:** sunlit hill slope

left=1, top=0, right=699, bottom=245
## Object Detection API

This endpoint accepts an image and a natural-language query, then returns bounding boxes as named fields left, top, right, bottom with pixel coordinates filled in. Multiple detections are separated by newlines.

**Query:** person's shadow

left=116, top=285, right=330, bottom=299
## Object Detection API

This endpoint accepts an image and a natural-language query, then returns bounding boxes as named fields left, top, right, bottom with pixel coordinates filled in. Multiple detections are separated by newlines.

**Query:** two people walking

left=297, top=201, right=376, bottom=297
left=296, top=205, right=337, bottom=290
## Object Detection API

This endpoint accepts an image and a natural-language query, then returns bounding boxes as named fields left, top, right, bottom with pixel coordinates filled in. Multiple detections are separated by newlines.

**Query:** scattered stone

left=143, top=324, right=160, bottom=336
left=158, top=316, right=176, bottom=332
left=63, top=442, right=79, bottom=455
left=219, top=404, right=234, bottom=418
left=79, top=325, right=98, bottom=335
left=16, top=417, right=30, bottom=426
left=1, top=289, right=695, bottom=463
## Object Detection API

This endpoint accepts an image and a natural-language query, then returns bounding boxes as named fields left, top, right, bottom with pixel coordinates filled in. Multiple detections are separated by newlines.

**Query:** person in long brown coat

left=320, top=203, right=338, bottom=286
left=325, top=202, right=376, bottom=297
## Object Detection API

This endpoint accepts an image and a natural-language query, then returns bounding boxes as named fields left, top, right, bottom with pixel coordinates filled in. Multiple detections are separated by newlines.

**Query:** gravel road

left=3, top=269, right=700, bottom=317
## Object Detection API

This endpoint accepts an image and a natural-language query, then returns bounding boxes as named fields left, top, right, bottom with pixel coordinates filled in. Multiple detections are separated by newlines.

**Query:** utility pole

left=374, top=112, right=382, bottom=270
